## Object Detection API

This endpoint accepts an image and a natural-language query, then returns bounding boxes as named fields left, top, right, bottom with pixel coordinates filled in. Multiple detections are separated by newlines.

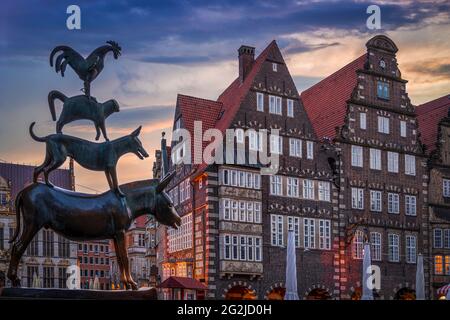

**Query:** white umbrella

left=32, top=273, right=38, bottom=288
left=284, top=229, right=299, bottom=300
left=93, top=276, right=100, bottom=290
left=89, top=278, right=94, bottom=290
left=415, top=254, right=425, bottom=300
left=361, top=242, right=374, bottom=300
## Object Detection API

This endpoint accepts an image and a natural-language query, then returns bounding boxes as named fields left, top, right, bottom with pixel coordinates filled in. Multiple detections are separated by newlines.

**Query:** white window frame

left=235, top=128, right=244, bottom=143
left=400, top=120, right=407, bottom=137
left=360, top=112, right=367, bottom=130
left=371, top=232, right=382, bottom=261
left=306, top=141, right=314, bottom=160
left=257, top=92, right=264, bottom=112
left=289, top=138, right=302, bottom=158
left=351, top=188, right=364, bottom=210
left=270, top=175, right=283, bottom=196
left=303, top=179, right=315, bottom=200
left=287, top=216, right=300, bottom=248
left=370, top=190, right=382, bottom=212
left=388, top=193, right=399, bottom=214
left=353, top=230, right=364, bottom=259
left=405, top=195, right=417, bottom=216
left=351, top=145, right=363, bottom=167
left=370, top=148, right=381, bottom=170
left=254, top=202, right=261, bottom=223
left=318, top=181, right=331, bottom=202
left=405, top=154, right=416, bottom=176
left=434, top=229, right=443, bottom=248
left=444, top=229, right=450, bottom=249
left=270, top=135, right=283, bottom=154
left=272, top=63, right=277, bottom=72
left=406, top=235, right=417, bottom=264
left=304, top=218, right=315, bottom=249
left=443, top=179, right=450, bottom=197
left=319, top=219, right=331, bottom=250
left=287, top=177, right=299, bottom=197
left=387, top=151, right=399, bottom=173
left=388, top=233, right=400, bottom=262
left=287, top=99, right=294, bottom=117
left=378, top=116, right=390, bottom=134
left=269, top=95, right=282, bottom=115
left=271, top=215, right=283, bottom=247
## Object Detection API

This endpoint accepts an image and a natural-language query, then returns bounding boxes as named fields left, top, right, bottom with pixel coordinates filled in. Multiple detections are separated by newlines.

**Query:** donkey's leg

left=113, top=234, right=128, bottom=290
left=7, top=226, right=39, bottom=287
left=116, top=233, right=138, bottom=290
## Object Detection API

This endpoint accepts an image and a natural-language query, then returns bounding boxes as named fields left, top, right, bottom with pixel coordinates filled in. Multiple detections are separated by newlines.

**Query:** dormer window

left=272, top=63, right=277, bottom=72
left=379, top=59, right=386, bottom=69
left=377, top=81, right=390, bottom=100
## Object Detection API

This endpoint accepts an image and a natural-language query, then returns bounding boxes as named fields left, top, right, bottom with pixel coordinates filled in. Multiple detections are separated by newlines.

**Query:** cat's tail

left=48, top=90, right=67, bottom=121
left=29, top=122, right=47, bottom=142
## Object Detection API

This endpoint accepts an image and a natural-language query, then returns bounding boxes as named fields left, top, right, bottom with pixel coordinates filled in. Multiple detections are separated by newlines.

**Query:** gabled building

left=160, top=41, right=338, bottom=300
left=301, top=35, right=429, bottom=299
left=417, top=94, right=450, bottom=299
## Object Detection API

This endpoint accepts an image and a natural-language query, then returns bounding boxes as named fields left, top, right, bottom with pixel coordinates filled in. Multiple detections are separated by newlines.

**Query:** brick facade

left=154, top=35, right=450, bottom=300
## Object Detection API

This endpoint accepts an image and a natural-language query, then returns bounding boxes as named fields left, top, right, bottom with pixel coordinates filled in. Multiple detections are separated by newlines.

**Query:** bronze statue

left=7, top=173, right=179, bottom=290
left=49, top=41, right=121, bottom=98
left=48, top=90, right=120, bottom=141
left=29, top=122, right=148, bottom=196
left=4, top=41, right=178, bottom=296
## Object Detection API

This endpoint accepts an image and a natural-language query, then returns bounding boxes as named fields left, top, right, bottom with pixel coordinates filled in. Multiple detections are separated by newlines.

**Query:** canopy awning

left=158, top=276, right=207, bottom=290
left=438, top=284, right=450, bottom=295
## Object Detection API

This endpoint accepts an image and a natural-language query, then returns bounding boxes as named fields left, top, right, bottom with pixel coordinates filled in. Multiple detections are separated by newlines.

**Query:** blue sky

left=1, top=0, right=449, bottom=192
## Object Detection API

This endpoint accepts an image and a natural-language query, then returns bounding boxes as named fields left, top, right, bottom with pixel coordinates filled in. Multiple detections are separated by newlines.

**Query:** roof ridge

left=416, top=93, right=450, bottom=113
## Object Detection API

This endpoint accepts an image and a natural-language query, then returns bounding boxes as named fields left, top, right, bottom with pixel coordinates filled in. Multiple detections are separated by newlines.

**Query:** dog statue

left=29, top=122, right=149, bottom=196
left=48, top=90, right=120, bottom=141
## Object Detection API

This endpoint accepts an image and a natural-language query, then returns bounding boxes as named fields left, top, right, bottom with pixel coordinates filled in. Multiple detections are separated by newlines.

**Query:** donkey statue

left=8, top=132, right=179, bottom=290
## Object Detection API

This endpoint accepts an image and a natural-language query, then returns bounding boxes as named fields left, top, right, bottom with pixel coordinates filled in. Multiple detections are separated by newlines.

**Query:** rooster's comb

left=106, top=41, right=122, bottom=52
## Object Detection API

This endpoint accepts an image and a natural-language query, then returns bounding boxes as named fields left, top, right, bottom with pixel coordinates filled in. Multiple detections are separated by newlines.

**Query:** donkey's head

left=153, top=172, right=181, bottom=229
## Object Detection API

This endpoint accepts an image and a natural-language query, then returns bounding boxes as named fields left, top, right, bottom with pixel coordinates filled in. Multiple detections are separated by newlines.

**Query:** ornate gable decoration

left=366, top=35, right=398, bottom=54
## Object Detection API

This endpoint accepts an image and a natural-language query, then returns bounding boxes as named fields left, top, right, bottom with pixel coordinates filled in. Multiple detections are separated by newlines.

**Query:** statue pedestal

left=0, top=287, right=157, bottom=300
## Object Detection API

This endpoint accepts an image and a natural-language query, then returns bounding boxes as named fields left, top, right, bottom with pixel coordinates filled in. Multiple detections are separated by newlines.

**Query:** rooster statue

left=49, top=41, right=121, bottom=98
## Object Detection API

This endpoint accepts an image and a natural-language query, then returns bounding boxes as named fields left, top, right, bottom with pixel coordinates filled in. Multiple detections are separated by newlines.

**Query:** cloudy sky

left=1, top=0, right=449, bottom=192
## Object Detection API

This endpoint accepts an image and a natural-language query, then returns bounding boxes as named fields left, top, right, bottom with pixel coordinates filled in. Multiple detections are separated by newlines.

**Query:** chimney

left=238, top=45, right=255, bottom=83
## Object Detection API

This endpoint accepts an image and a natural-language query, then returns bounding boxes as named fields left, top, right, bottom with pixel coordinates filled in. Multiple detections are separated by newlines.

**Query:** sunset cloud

left=1, top=0, right=449, bottom=191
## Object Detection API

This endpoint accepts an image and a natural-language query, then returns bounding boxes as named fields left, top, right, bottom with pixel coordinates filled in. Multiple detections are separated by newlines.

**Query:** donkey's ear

left=156, top=171, right=175, bottom=193
left=131, top=126, right=142, bottom=136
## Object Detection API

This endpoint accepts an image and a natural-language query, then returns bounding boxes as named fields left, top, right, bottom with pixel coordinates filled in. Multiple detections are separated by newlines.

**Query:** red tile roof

left=175, top=94, right=223, bottom=168
left=300, top=54, right=367, bottom=140
left=0, top=162, right=72, bottom=199
left=416, top=94, right=450, bottom=153
left=216, top=40, right=277, bottom=134
left=176, top=41, right=279, bottom=176
left=158, top=276, right=207, bottom=290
